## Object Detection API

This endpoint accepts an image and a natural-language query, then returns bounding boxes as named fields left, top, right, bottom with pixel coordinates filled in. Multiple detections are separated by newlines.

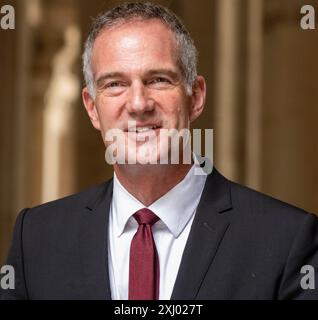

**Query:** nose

left=126, top=82, right=155, bottom=116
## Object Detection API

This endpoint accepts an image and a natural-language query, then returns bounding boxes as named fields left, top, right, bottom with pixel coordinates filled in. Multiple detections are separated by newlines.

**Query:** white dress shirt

left=108, top=161, right=208, bottom=300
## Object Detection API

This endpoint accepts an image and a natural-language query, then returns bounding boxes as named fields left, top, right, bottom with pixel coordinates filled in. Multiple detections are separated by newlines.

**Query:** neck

left=114, top=163, right=193, bottom=206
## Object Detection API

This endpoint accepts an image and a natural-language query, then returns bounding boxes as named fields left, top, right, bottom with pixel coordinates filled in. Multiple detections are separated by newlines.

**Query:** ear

left=189, top=76, right=206, bottom=123
left=82, top=87, right=101, bottom=130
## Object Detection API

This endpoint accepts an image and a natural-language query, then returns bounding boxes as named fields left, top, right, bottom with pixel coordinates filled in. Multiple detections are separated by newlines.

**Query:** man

left=1, top=2, right=318, bottom=300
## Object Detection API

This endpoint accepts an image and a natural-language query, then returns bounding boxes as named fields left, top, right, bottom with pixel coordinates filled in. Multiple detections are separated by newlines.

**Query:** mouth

left=125, top=124, right=161, bottom=133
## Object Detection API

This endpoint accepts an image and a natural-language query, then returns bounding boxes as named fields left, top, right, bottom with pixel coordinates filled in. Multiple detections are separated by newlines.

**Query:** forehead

left=91, top=19, right=180, bottom=77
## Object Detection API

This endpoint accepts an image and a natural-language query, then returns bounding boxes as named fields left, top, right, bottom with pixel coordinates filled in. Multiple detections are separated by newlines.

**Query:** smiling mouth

left=126, top=125, right=161, bottom=133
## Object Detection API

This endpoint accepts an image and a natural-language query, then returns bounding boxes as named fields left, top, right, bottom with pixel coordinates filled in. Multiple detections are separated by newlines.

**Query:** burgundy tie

left=129, top=208, right=160, bottom=300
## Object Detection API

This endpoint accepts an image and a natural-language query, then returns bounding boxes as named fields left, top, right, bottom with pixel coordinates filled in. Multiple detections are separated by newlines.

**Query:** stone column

left=213, top=0, right=248, bottom=182
left=245, top=0, right=264, bottom=190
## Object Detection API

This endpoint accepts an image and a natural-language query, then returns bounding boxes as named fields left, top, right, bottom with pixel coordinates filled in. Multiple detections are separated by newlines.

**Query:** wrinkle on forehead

left=91, top=20, right=180, bottom=80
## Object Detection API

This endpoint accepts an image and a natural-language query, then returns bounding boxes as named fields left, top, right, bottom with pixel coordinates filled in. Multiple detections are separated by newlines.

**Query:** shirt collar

left=111, top=156, right=208, bottom=238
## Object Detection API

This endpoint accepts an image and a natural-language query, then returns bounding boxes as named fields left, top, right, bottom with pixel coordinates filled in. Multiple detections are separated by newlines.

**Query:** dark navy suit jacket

left=1, top=169, right=318, bottom=299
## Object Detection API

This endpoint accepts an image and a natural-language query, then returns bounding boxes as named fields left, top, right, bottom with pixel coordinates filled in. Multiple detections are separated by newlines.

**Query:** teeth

left=128, top=126, right=158, bottom=133
left=136, top=127, right=154, bottom=133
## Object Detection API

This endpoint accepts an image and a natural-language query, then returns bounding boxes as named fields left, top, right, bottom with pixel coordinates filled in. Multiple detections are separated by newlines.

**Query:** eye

left=106, top=81, right=124, bottom=88
left=100, top=81, right=127, bottom=96
left=149, top=77, right=170, bottom=84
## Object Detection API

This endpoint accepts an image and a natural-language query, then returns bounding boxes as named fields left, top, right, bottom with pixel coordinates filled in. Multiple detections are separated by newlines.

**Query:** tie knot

left=133, top=208, right=159, bottom=226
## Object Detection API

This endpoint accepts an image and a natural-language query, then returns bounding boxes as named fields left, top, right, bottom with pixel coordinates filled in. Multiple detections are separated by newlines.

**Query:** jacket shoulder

left=23, top=178, right=113, bottom=221
left=231, top=179, right=310, bottom=216
left=226, top=177, right=317, bottom=236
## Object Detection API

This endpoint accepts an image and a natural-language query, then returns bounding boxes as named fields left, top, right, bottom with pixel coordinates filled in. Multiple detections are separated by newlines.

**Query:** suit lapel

left=79, top=179, right=113, bottom=300
left=77, top=169, right=232, bottom=300
left=170, top=169, right=233, bottom=300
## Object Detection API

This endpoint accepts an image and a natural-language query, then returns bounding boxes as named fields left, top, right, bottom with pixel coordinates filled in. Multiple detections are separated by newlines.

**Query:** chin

left=132, top=145, right=162, bottom=165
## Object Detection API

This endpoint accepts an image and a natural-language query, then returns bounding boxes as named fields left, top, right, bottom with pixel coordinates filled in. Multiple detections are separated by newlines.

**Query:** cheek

left=95, top=98, right=121, bottom=129
left=160, top=99, right=188, bottom=129
left=167, top=95, right=191, bottom=122
left=163, top=93, right=187, bottom=114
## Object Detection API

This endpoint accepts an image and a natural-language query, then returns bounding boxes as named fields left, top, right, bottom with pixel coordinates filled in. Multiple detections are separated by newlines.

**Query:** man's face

left=83, top=19, right=205, bottom=164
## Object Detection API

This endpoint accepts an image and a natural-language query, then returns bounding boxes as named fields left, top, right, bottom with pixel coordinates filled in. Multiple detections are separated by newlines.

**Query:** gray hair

left=82, top=2, right=198, bottom=98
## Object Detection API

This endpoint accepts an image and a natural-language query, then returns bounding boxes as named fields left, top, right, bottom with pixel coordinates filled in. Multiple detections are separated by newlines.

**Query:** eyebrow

left=95, top=72, right=125, bottom=88
left=95, top=68, right=181, bottom=87
left=145, top=68, right=180, bottom=80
